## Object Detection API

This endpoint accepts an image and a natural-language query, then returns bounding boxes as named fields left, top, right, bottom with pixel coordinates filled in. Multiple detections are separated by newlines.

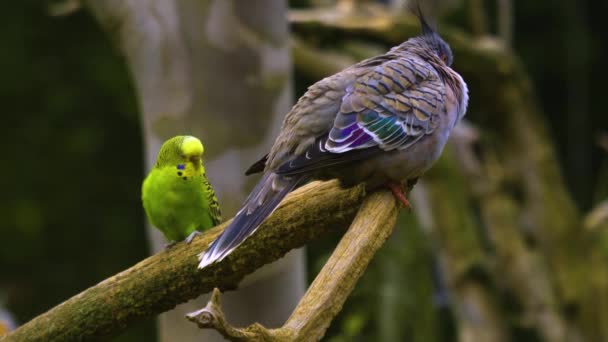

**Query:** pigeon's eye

left=440, top=54, right=448, bottom=63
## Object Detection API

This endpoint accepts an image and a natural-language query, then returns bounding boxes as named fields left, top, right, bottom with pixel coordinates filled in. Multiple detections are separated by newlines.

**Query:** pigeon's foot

left=386, top=181, right=411, bottom=209
left=184, top=230, right=202, bottom=244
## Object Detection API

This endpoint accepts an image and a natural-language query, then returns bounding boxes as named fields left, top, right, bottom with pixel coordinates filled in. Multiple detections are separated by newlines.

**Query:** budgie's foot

left=184, top=231, right=202, bottom=244
left=386, top=181, right=411, bottom=209
left=164, top=241, right=178, bottom=249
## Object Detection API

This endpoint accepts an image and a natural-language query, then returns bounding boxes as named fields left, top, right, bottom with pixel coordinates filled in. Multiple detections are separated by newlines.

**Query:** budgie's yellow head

left=154, top=135, right=205, bottom=171
left=181, top=136, right=204, bottom=164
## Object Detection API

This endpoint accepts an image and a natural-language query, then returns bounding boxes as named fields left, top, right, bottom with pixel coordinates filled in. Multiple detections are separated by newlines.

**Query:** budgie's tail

left=198, top=173, right=306, bottom=269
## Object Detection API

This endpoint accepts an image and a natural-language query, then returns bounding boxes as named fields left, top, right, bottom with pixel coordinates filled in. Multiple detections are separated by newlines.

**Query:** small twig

left=187, top=190, right=400, bottom=341
left=186, top=289, right=224, bottom=331
left=186, top=288, right=277, bottom=342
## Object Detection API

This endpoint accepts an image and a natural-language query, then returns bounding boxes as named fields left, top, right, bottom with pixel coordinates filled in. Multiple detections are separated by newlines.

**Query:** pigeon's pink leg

left=386, top=181, right=411, bottom=209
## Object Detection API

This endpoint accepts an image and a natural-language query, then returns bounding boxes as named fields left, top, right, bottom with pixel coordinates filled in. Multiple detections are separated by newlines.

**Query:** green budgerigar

left=142, top=136, right=221, bottom=244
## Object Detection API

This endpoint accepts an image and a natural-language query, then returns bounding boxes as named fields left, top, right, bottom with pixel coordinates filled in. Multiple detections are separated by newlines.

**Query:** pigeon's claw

left=386, top=181, right=411, bottom=210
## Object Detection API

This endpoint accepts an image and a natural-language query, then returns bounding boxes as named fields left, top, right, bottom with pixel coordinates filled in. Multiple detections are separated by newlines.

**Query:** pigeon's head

left=396, top=4, right=453, bottom=66
left=417, top=12, right=453, bottom=66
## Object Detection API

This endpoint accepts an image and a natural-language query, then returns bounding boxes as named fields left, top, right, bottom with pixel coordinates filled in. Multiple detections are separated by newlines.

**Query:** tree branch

left=186, top=191, right=399, bottom=341
left=1, top=181, right=365, bottom=342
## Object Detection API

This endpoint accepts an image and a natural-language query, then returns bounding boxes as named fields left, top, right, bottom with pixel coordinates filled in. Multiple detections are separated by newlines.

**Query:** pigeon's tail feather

left=198, top=173, right=305, bottom=268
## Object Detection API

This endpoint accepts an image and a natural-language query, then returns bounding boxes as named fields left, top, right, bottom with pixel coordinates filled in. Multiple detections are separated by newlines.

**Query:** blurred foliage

left=0, top=0, right=607, bottom=341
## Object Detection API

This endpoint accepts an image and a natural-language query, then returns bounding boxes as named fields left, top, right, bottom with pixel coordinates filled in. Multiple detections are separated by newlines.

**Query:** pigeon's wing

left=276, top=56, right=446, bottom=176
left=244, top=154, right=268, bottom=175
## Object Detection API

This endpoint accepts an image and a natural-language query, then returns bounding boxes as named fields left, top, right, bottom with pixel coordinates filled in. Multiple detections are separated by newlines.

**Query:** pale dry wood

left=186, top=191, right=399, bottom=341
left=1, top=181, right=365, bottom=342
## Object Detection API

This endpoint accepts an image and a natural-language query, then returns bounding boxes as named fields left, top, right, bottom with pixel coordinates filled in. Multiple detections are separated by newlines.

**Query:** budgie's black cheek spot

left=183, top=177, right=188, bottom=181
left=177, top=171, right=183, bottom=176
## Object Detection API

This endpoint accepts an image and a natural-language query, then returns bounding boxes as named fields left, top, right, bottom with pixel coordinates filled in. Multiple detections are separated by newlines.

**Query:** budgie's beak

left=189, top=156, right=201, bottom=167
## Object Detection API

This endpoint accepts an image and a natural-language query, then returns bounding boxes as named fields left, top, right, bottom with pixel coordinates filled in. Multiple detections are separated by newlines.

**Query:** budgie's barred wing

left=274, top=54, right=445, bottom=176
left=202, top=176, right=222, bottom=226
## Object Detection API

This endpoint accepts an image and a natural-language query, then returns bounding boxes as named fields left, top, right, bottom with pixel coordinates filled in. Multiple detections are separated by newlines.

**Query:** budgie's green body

left=142, top=136, right=221, bottom=243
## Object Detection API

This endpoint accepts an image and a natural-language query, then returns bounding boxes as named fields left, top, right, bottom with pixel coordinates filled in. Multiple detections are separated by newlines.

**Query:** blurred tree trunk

left=85, top=0, right=305, bottom=341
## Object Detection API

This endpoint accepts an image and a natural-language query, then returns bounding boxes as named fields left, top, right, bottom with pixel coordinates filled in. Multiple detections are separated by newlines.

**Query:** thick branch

left=2, top=181, right=365, bottom=342
left=186, top=191, right=399, bottom=341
